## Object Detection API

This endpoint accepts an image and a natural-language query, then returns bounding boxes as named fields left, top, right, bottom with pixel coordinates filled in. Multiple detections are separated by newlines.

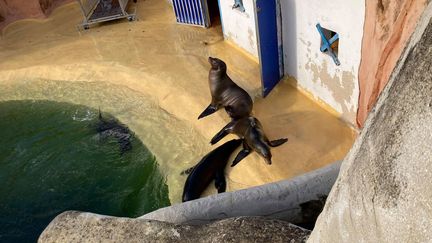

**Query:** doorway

left=207, top=0, right=221, bottom=27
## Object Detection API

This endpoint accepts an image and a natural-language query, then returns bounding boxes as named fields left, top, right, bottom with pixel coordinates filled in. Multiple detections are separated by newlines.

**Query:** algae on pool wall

left=0, top=100, right=170, bottom=242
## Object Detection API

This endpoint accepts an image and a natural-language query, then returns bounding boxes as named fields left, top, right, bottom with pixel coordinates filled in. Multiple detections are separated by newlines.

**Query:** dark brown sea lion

left=210, top=116, right=287, bottom=166
left=96, top=109, right=133, bottom=155
left=182, top=139, right=242, bottom=202
left=198, top=57, right=253, bottom=120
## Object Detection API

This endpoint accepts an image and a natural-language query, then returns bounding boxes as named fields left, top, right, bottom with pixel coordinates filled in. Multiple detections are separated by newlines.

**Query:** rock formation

left=38, top=162, right=339, bottom=242
left=309, top=3, right=432, bottom=242
left=38, top=212, right=311, bottom=243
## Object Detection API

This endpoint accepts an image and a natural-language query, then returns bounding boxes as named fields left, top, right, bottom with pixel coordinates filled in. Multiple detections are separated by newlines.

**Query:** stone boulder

left=38, top=211, right=310, bottom=243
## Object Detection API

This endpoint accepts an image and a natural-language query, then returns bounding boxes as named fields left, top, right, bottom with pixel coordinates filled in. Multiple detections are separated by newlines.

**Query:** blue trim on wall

left=256, top=0, right=280, bottom=97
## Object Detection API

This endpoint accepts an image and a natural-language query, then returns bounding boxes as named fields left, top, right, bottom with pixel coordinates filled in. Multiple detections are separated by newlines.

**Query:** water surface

left=0, top=100, right=170, bottom=242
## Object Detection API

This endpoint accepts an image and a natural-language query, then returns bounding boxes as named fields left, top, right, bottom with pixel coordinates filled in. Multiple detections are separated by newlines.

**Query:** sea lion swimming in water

left=198, top=57, right=253, bottom=120
left=96, top=109, right=133, bottom=155
left=210, top=116, right=287, bottom=166
left=182, top=139, right=242, bottom=202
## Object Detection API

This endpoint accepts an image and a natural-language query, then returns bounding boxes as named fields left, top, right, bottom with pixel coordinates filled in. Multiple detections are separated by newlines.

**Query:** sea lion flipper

left=198, top=104, right=218, bottom=119
left=210, top=121, right=235, bottom=145
left=210, top=130, right=228, bottom=145
left=181, top=166, right=195, bottom=175
left=231, top=149, right=251, bottom=167
left=214, top=169, right=226, bottom=193
left=268, top=138, right=288, bottom=147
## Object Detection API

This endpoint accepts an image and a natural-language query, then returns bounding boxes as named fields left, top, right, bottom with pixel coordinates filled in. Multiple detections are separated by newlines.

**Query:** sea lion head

left=259, top=148, right=272, bottom=165
left=254, top=141, right=272, bottom=165
left=208, top=57, right=227, bottom=72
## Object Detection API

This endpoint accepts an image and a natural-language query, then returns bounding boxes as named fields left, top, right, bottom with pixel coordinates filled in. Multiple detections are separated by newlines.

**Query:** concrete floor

left=0, top=0, right=356, bottom=203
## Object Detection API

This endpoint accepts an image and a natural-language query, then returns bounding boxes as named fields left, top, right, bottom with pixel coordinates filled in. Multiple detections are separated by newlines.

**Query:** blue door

left=255, top=0, right=280, bottom=97
left=172, top=0, right=210, bottom=27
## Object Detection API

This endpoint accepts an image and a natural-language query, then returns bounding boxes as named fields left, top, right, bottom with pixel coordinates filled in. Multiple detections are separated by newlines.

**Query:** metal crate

left=77, top=0, right=137, bottom=30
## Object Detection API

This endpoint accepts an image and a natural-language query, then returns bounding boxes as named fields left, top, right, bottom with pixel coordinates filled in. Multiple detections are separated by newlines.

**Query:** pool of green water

left=0, top=100, right=170, bottom=243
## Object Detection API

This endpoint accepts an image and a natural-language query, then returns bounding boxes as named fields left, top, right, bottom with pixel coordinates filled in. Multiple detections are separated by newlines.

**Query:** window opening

left=316, top=23, right=340, bottom=66
left=232, top=0, right=245, bottom=12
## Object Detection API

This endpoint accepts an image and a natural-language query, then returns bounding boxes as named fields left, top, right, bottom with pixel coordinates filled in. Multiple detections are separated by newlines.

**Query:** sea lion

left=96, top=109, right=133, bottom=155
left=182, top=139, right=242, bottom=202
left=210, top=116, right=287, bottom=166
left=198, top=57, right=253, bottom=120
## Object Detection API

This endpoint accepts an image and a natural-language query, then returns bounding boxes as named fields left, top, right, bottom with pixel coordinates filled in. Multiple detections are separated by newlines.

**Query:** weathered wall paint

left=279, top=0, right=365, bottom=125
left=219, top=0, right=258, bottom=58
left=356, top=0, right=428, bottom=127
left=309, top=4, right=432, bottom=239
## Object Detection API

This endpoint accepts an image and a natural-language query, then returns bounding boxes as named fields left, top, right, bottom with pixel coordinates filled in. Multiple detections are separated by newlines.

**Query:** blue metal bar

left=186, top=0, right=196, bottom=25
left=189, top=0, right=198, bottom=25
left=172, top=0, right=208, bottom=27
left=182, top=0, right=190, bottom=23
left=173, top=0, right=181, bottom=22
left=316, top=23, right=340, bottom=66
left=184, top=0, right=193, bottom=24
left=178, top=0, right=186, bottom=23
left=193, top=0, right=203, bottom=26
left=174, top=0, right=182, bottom=22
left=320, top=33, right=338, bottom=52
left=196, top=0, right=205, bottom=26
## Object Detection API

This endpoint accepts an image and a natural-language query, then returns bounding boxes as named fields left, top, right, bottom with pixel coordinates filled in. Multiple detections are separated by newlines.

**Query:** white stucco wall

left=218, top=0, right=259, bottom=58
left=279, top=0, right=365, bottom=124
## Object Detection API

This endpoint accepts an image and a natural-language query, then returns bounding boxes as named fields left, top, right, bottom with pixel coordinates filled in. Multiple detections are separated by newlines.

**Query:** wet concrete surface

left=0, top=0, right=356, bottom=203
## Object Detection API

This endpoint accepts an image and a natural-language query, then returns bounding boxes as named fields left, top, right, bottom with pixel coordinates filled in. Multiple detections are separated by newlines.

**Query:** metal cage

left=76, top=0, right=136, bottom=29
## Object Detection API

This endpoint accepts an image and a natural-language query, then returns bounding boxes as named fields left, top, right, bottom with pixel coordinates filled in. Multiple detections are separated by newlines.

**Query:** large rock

left=38, top=162, right=338, bottom=242
left=38, top=211, right=310, bottom=243
left=309, top=3, right=432, bottom=242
